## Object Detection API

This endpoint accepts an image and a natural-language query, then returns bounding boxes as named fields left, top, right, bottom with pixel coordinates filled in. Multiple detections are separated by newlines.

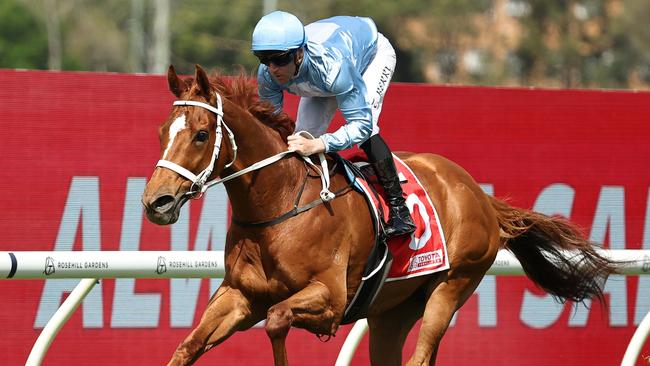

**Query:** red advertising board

left=1, top=69, right=649, bottom=365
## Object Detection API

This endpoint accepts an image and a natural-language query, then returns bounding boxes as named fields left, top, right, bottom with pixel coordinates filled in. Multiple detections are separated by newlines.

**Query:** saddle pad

left=352, top=155, right=450, bottom=281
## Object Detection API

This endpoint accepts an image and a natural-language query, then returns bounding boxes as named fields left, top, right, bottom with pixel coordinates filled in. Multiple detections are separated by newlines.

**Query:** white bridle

left=155, top=92, right=336, bottom=201
left=156, top=93, right=238, bottom=196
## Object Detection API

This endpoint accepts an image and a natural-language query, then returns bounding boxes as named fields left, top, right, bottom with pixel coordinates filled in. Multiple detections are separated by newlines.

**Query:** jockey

left=252, top=11, right=415, bottom=238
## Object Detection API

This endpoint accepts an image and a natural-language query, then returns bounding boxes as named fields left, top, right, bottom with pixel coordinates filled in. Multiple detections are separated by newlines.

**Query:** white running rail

left=0, top=250, right=225, bottom=366
left=335, top=249, right=650, bottom=366
left=1, top=249, right=649, bottom=366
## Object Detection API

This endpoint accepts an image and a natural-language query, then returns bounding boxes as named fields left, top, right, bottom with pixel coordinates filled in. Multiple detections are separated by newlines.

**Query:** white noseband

left=155, top=93, right=237, bottom=196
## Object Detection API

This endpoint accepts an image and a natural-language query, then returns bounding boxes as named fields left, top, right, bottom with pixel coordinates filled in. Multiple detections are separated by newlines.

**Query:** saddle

left=332, top=153, right=395, bottom=325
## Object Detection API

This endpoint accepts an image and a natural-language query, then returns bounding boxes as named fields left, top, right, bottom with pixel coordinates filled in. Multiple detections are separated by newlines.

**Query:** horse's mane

left=185, top=72, right=295, bottom=140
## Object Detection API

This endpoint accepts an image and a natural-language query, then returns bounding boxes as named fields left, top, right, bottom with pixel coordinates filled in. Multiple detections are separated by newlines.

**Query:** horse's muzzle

left=142, top=192, right=188, bottom=225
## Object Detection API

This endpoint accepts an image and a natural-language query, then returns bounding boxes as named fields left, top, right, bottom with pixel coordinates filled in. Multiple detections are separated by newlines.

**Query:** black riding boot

left=361, top=135, right=416, bottom=238
left=372, top=157, right=416, bottom=237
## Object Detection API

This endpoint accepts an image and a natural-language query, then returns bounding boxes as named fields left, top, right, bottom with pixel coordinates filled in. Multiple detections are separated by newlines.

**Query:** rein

left=231, top=162, right=354, bottom=228
left=155, top=92, right=340, bottom=225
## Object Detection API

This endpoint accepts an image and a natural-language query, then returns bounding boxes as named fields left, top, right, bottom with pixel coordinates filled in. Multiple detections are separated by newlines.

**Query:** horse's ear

left=194, top=64, right=212, bottom=96
left=167, top=65, right=186, bottom=97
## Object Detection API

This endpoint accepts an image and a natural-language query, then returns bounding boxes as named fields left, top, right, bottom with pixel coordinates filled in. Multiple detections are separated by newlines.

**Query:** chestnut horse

left=142, top=65, right=617, bottom=366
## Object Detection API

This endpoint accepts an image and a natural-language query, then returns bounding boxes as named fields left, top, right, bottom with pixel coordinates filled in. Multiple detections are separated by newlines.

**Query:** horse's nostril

left=152, top=195, right=176, bottom=213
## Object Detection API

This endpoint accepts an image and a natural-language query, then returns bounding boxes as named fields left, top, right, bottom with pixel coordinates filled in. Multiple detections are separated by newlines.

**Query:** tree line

left=1, top=0, right=649, bottom=89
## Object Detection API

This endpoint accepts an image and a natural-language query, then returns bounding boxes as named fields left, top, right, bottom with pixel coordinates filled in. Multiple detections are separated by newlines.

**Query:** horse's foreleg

left=167, top=285, right=259, bottom=366
left=265, top=280, right=337, bottom=366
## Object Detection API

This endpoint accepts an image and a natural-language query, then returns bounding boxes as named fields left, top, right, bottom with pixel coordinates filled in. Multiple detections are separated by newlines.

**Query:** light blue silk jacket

left=257, top=16, right=379, bottom=152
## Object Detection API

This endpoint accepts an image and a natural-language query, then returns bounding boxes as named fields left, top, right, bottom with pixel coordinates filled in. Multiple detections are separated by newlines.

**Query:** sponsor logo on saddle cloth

left=354, top=155, right=450, bottom=281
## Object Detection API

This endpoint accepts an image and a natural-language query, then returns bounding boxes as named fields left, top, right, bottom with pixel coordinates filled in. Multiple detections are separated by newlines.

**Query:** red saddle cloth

left=347, top=153, right=450, bottom=281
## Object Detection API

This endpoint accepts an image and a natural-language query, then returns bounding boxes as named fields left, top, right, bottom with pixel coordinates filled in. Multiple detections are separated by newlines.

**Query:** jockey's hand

left=287, top=134, right=326, bottom=156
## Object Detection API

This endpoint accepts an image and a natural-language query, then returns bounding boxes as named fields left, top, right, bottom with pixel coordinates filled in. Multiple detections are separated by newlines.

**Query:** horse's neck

left=222, top=109, right=304, bottom=223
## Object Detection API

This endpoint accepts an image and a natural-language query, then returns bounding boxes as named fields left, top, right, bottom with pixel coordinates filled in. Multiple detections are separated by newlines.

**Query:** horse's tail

left=488, top=196, right=617, bottom=304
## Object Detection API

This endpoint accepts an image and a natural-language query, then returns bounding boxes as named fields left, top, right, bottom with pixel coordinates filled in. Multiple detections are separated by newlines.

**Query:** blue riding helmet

left=251, top=11, right=306, bottom=51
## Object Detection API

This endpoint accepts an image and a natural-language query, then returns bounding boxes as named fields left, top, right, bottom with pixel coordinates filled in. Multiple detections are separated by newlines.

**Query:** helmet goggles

left=254, top=49, right=297, bottom=67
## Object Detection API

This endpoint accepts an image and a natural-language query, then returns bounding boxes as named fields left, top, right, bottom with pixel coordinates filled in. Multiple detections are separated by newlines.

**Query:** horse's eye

left=196, top=130, right=209, bottom=142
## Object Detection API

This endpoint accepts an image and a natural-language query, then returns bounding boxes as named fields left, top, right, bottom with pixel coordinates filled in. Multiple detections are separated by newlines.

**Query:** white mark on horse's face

left=163, top=114, right=187, bottom=159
